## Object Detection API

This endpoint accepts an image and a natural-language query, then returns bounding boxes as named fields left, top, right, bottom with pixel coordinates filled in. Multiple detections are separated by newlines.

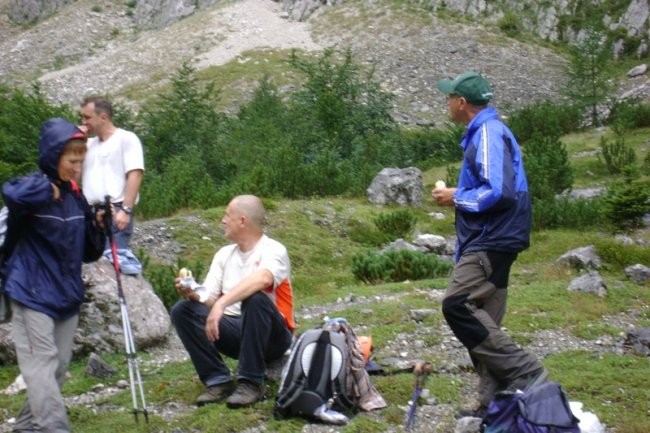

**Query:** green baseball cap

left=436, top=71, right=494, bottom=105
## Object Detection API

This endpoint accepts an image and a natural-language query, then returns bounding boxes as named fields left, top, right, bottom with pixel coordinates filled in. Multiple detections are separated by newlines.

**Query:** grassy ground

left=0, top=127, right=649, bottom=432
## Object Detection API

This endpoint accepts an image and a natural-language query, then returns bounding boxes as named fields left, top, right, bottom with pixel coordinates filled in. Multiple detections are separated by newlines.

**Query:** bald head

left=231, top=195, right=265, bottom=229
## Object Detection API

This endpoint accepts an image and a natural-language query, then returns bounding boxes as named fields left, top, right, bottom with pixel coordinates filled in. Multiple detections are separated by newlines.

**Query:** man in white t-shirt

left=171, top=195, right=295, bottom=408
left=80, top=96, right=144, bottom=255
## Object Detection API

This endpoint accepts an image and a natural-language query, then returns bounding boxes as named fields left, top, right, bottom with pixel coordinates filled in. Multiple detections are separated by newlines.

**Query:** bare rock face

left=0, top=258, right=171, bottom=365
left=133, top=0, right=220, bottom=28
left=8, top=0, right=75, bottom=24
left=367, top=167, right=424, bottom=206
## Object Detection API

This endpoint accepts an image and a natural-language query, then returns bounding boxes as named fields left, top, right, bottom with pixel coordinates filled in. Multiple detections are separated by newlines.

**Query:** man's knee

left=442, top=295, right=488, bottom=350
left=241, top=292, right=269, bottom=312
left=170, top=300, right=192, bottom=326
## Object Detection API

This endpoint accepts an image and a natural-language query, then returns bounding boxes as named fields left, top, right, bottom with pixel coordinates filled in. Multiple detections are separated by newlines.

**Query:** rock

left=556, top=245, right=602, bottom=270
left=455, top=416, right=483, bottom=433
left=381, top=238, right=427, bottom=253
left=1, top=374, right=25, bottom=396
left=133, top=0, right=220, bottom=29
left=624, top=327, right=650, bottom=355
left=410, top=309, right=437, bottom=321
left=367, top=167, right=424, bottom=206
left=0, top=258, right=171, bottom=364
left=624, top=263, right=650, bottom=283
left=85, top=352, right=118, bottom=379
left=567, top=271, right=607, bottom=297
left=627, top=64, right=648, bottom=77
left=413, top=234, right=448, bottom=254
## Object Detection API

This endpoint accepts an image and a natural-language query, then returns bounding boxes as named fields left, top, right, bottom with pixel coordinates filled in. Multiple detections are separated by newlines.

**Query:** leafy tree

left=562, top=24, right=616, bottom=127
left=522, top=135, right=573, bottom=201
left=601, top=167, right=650, bottom=230
left=0, top=84, right=75, bottom=190
left=139, top=62, right=229, bottom=181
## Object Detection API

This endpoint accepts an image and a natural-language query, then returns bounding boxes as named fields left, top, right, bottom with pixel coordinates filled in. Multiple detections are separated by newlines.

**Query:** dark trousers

left=442, top=251, right=543, bottom=406
left=171, top=292, right=292, bottom=387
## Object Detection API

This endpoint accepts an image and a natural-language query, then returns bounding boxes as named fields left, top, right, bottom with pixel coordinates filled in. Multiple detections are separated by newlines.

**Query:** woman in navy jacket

left=2, top=118, right=104, bottom=433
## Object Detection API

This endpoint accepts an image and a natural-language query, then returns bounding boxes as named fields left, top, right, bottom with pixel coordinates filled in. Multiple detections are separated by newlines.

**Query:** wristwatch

left=122, top=205, right=133, bottom=215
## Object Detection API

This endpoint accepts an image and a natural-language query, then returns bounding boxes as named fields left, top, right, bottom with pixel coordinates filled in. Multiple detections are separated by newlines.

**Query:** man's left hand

left=206, top=303, right=224, bottom=342
left=115, top=208, right=131, bottom=230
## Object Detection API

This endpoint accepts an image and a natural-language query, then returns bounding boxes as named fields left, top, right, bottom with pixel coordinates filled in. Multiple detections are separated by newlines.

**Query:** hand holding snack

left=176, top=268, right=209, bottom=303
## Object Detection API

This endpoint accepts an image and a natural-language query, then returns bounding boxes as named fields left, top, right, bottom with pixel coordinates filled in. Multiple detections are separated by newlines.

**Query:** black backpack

left=274, top=326, right=357, bottom=421
left=0, top=205, right=18, bottom=323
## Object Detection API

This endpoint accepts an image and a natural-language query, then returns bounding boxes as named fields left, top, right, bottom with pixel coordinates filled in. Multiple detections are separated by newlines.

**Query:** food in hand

left=178, top=267, right=192, bottom=278
left=435, top=180, right=446, bottom=189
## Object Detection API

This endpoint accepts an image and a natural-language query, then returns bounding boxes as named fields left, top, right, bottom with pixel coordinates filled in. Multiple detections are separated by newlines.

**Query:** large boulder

left=0, top=258, right=171, bottom=365
left=556, top=245, right=602, bottom=270
left=367, top=167, right=424, bottom=207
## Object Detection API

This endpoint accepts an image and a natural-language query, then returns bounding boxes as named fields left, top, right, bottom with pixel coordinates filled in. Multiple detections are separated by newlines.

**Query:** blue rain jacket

left=453, top=107, right=531, bottom=261
left=2, top=118, right=91, bottom=319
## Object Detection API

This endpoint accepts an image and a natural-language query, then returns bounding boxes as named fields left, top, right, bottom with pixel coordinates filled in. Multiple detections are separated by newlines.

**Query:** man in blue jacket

left=432, top=72, right=547, bottom=418
left=2, top=118, right=104, bottom=433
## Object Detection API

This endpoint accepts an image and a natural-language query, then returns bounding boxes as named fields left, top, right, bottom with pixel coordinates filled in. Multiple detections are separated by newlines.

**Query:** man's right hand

left=175, top=277, right=200, bottom=302
left=431, top=186, right=456, bottom=207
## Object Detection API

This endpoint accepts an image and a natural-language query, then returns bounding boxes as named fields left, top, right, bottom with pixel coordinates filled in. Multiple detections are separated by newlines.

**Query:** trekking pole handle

left=413, top=360, right=433, bottom=376
left=103, top=195, right=113, bottom=239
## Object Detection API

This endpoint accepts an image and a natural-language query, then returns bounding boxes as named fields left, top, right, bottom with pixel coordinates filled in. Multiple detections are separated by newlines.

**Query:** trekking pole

left=405, top=360, right=433, bottom=430
left=103, top=196, right=149, bottom=423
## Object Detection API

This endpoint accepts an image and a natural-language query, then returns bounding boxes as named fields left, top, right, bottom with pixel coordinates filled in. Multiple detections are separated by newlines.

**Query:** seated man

left=171, top=195, right=295, bottom=408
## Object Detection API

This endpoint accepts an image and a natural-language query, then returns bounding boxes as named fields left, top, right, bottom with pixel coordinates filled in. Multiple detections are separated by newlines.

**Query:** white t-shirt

left=202, top=235, right=290, bottom=317
left=82, top=128, right=145, bottom=205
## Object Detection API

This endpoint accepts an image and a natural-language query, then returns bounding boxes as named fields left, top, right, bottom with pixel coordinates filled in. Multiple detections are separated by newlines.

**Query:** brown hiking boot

left=226, top=380, right=264, bottom=408
left=196, top=382, right=235, bottom=406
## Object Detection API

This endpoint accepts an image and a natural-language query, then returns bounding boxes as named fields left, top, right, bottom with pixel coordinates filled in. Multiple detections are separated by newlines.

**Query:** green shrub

left=347, top=220, right=389, bottom=247
left=351, top=249, right=452, bottom=284
left=607, top=98, right=650, bottom=130
left=498, top=12, right=522, bottom=37
left=507, top=100, right=583, bottom=143
left=139, top=148, right=221, bottom=217
left=594, top=238, right=650, bottom=272
left=398, top=123, right=464, bottom=169
left=599, top=135, right=636, bottom=175
left=522, top=135, right=573, bottom=201
left=141, top=257, right=207, bottom=311
left=601, top=170, right=650, bottom=230
left=532, top=196, right=604, bottom=231
left=373, top=209, right=417, bottom=241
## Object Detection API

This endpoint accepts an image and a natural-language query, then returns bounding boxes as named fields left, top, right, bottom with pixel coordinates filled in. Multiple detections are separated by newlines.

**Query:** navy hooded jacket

left=453, top=107, right=531, bottom=261
left=2, top=118, right=93, bottom=320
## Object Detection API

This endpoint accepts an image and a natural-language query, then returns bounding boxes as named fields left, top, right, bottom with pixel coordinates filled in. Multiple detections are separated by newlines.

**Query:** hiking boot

left=226, top=380, right=264, bottom=408
left=505, top=368, right=549, bottom=393
left=196, top=382, right=235, bottom=406
left=456, top=405, right=487, bottom=419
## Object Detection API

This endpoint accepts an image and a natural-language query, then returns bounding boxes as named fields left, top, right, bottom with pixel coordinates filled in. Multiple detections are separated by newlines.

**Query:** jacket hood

left=38, top=118, right=85, bottom=180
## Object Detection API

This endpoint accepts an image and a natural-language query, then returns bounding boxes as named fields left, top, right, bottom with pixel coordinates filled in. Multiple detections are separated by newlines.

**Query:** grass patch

left=545, top=351, right=650, bottom=433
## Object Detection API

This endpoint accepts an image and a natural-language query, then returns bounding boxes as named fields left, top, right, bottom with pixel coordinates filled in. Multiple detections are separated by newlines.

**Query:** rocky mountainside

left=1, top=0, right=648, bottom=127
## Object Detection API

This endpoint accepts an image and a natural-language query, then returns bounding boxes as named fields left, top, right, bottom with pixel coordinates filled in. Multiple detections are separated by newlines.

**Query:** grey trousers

left=11, top=302, right=78, bottom=433
left=442, top=251, right=543, bottom=407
